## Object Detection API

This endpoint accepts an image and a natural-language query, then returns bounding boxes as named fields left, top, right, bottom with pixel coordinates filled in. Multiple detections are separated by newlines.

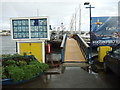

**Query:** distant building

left=0, top=30, right=11, bottom=36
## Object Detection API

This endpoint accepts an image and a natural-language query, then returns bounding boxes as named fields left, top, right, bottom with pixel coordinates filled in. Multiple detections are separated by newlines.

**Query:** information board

left=12, top=19, right=29, bottom=39
left=91, top=16, right=120, bottom=46
left=11, top=17, right=49, bottom=40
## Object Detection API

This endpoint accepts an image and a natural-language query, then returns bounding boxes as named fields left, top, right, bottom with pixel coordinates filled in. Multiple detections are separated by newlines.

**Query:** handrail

left=77, top=34, right=89, bottom=48
left=73, top=34, right=90, bottom=61
left=60, top=34, right=67, bottom=62
left=60, top=34, right=67, bottom=48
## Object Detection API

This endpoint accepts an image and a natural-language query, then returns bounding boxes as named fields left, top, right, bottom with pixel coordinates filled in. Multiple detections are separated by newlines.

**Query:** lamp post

left=61, top=22, right=64, bottom=37
left=84, top=2, right=95, bottom=64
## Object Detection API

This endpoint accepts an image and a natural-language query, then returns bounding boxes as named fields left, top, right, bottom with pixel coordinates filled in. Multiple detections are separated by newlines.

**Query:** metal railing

left=60, top=34, right=67, bottom=62
left=73, top=34, right=90, bottom=62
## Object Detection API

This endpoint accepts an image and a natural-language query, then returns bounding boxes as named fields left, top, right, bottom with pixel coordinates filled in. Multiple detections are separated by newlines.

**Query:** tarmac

left=3, top=62, right=120, bottom=88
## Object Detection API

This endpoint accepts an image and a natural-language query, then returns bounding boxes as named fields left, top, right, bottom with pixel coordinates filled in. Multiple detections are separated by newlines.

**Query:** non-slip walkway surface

left=64, top=38, right=86, bottom=62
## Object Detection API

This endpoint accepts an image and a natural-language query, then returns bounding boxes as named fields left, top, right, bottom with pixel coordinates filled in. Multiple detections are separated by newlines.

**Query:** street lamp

left=84, top=2, right=95, bottom=64
left=61, top=22, right=64, bottom=37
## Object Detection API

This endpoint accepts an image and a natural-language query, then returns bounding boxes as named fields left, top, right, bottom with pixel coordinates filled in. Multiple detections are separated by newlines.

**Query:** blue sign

left=91, top=16, right=120, bottom=46
left=12, top=19, right=29, bottom=39
left=11, top=17, right=48, bottom=40
left=30, top=19, right=47, bottom=38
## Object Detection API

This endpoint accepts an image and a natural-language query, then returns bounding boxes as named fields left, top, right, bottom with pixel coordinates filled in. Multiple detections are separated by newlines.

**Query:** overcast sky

left=1, top=0, right=120, bottom=31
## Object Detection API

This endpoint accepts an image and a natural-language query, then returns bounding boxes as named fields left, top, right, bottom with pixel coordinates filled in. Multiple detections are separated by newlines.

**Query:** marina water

left=0, top=36, right=16, bottom=55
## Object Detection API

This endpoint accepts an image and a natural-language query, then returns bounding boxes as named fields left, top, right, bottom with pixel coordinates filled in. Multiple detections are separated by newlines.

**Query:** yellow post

left=19, top=42, right=43, bottom=63
left=98, top=46, right=111, bottom=62
left=69, top=34, right=73, bottom=38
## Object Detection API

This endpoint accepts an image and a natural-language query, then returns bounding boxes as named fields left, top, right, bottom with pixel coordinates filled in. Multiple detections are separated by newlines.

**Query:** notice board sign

left=11, top=17, right=49, bottom=40
left=91, top=16, right=120, bottom=46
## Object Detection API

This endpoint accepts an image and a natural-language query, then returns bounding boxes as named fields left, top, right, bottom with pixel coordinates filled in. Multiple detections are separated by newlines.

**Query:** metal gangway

left=61, top=34, right=90, bottom=63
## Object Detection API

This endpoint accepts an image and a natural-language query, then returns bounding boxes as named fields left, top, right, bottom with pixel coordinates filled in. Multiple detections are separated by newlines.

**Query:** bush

left=2, top=74, right=7, bottom=79
left=4, top=62, right=48, bottom=81
left=0, top=61, right=2, bottom=67
left=17, top=61, right=27, bottom=66
left=6, top=60, right=16, bottom=65
left=22, top=64, right=43, bottom=80
left=6, top=66, right=25, bottom=81
left=1, top=54, right=12, bottom=58
left=29, top=61, right=48, bottom=72
left=2, top=54, right=49, bottom=82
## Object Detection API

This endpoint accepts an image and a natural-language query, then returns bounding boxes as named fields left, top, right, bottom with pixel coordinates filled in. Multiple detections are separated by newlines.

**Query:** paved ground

left=3, top=63, right=120, bottom=88
left=45, top=67, right=107, bottom=88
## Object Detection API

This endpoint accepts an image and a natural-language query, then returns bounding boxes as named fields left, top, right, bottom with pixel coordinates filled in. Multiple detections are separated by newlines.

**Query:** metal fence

left=73, top=34, right=90, bottom=62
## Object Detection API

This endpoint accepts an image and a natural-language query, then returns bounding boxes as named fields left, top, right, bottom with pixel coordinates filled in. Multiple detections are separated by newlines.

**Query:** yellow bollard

left=97, top=46, right=111, bottom=62
left=69, top=34, right=73, bottom=38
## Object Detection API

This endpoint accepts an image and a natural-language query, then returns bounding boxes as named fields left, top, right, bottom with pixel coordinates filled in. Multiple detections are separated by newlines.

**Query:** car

left=103, top=44, right=120, bottom=76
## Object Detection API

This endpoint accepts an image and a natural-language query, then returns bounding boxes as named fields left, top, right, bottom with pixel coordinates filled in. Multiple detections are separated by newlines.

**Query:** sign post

left=11, top=17, right=50, bottom=63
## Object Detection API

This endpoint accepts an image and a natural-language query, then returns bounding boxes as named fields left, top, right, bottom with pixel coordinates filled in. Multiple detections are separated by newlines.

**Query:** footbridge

left=61, top=34, right=90, bottom=63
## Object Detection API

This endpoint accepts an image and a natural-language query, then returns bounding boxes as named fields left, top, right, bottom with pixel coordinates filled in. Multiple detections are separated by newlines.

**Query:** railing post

left=60, top=34, right=67, bottom=63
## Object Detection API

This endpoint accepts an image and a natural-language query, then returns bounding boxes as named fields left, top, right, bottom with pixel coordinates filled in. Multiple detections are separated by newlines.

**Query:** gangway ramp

left=64, top=38, right=86, bottom=62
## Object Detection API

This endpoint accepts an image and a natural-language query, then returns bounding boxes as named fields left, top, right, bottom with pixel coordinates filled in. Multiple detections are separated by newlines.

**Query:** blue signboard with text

left=91, top=16, right=120, bottom=46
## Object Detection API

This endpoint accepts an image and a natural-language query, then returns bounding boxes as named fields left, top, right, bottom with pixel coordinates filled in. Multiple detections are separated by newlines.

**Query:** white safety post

left=42, top=41, right=45, bottom=63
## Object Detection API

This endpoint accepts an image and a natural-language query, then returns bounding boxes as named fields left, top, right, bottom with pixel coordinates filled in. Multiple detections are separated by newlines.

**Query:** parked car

left=103, top=44, right=120, bottom=76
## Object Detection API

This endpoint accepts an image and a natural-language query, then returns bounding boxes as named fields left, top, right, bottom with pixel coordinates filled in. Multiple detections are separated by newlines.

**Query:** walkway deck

left=64, top=38, right=86, bottom=62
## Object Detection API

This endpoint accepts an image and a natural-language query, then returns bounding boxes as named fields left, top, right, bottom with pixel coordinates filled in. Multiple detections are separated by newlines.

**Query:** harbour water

left=0, top=36, right=97, bottom=56
left=0, top=36, right=61, bottom=61
left=0, top=36, right=16, bottom=55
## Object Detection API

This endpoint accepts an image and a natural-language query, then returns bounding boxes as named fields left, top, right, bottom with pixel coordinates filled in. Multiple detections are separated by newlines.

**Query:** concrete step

left=45, top=67, right=62, bottom=74
left=62, top=63, right=89, bottom=67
